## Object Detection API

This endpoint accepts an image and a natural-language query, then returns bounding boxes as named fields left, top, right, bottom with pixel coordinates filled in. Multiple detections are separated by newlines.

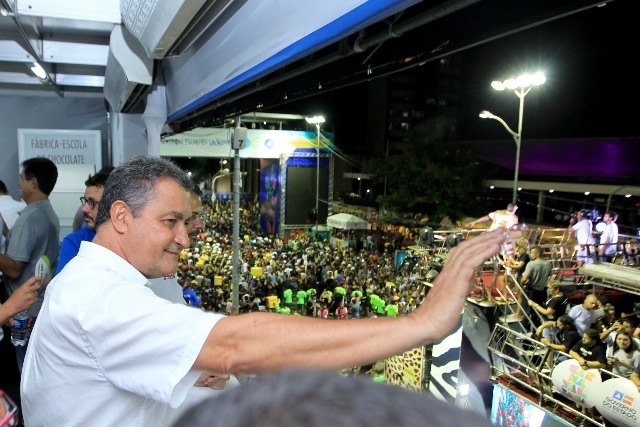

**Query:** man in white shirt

left=569, top=209, right=595, bottom=267
left=22, top=155, right=505, bottom=427
left=598, top=211, right=619, bottom=262
left=468, top=203, right=519, bottom=231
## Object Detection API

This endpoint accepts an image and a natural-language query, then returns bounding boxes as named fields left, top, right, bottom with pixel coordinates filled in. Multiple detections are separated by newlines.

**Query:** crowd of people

left=468, top=205, right=640, bottom=427
left=179, top=200, right=429, bottom=320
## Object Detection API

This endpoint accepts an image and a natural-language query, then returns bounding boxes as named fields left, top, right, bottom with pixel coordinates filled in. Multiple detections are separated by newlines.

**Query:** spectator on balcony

left=467, top=203, right=519, bottom=232
left=607, top=330, right=640, bottom=378
left=536, top=315, right=580, bottom=368
left=598, top=211, right=619, bottom=263
left=568, top=294, right=599, bottom=335
left=528, top=280, right=568, bottom=323
left=569, top=209, right=596, bottom=267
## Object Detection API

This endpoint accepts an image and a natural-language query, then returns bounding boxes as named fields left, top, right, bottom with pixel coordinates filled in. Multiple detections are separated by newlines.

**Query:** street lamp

left=305, top=115, right=325, bottom=236
left=212, top=168, right=230, bottom=206
left=480, top=72, right=546, bottom=204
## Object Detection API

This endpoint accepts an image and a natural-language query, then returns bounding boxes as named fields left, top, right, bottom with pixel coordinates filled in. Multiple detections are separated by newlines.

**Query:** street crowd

left=177, top=198, right=427, bottom=319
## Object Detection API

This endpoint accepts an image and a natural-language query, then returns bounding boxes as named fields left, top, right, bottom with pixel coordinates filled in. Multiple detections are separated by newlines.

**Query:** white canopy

left=326, top=213, right=368, bottom=230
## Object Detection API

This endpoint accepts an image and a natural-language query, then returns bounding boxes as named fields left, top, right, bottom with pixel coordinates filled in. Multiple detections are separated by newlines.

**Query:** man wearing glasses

left=147, top=185, right=206, bottom=305
left=55, top=169, right=113, bottom=275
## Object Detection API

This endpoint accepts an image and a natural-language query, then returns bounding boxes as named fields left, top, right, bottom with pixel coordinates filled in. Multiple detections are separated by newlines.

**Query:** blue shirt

left=56, top=226, right=96, bottom=275
left=183, top=289, right=201, bottom=307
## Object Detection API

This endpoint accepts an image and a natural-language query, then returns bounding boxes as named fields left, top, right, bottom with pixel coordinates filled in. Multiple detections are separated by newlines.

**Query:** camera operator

left=569, top=209, right=596, bottom=267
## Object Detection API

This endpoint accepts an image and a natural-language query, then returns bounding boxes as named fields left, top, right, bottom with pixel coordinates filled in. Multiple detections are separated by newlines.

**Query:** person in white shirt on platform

left=467, top=202, right=519, bottom=232
left=22, top=155, right=504, bottom=427
left=598, top=211, right=619, bottom=263
left=569, top=209, right=596, bottom=267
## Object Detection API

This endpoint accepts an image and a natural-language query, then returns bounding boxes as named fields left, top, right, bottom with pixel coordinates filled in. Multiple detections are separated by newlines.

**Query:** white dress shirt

left=22, top=241, right=221, bottom=427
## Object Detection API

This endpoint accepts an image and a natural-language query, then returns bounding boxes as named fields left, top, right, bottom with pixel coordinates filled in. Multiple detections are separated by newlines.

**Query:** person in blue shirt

left=56, top=168, right=113, bottom=275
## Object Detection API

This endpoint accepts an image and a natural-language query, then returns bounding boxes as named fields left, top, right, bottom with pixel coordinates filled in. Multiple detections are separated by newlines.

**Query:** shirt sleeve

left=56, top=235, right=80, bottom=275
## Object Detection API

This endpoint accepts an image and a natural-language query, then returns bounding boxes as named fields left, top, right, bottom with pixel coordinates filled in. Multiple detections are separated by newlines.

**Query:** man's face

left=123, top=179, right=191, bottom=279
left=18, top=168, right=34, bottom=201
left=81, top=185, right=104, bottom=230
left=187, top=192, right=204, bottom=246
left=530, top=249, right=540, bottom=260
left=603, top=213, right=612, bottom=224
left=584, top=296, right=599, bottom=310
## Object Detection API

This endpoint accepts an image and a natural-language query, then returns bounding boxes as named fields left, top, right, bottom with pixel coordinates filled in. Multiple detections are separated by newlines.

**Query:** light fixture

left=490, top=72, right=546, bottom=91
left=481, top=72, right=546, bottom=204
left=305, top=116, right=325, bottom=125
left=584, top=191, right=590, bottom=195
left=549, top=189, right=554, bottom=193
left=30, top=62, right=47, bottom=80
left=626, top=194, right=632, bottom=198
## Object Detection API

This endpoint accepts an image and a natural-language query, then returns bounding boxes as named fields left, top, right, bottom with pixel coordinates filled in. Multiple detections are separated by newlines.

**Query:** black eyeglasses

left=187, top=213, right=208, bottom=225
left=79, top=196, right=99, bottom=210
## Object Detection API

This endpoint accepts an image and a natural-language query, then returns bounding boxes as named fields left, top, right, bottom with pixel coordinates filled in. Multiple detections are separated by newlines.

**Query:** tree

left=362, top=142, right=491, bottom=222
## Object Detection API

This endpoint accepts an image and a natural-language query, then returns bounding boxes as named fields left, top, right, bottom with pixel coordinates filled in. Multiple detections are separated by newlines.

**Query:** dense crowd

left=177, top=199, right=429, bottom=318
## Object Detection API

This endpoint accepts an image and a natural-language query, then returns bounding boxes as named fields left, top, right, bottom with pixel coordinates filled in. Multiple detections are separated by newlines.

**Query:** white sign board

left=17, top=128, right=102, bottom=167
left=160, top=128, right=332, bottom=159
left=17, top=129, right=102, bottom=242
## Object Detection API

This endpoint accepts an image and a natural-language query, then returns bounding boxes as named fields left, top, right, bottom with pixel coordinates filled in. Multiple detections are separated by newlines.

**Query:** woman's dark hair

left=613, top=330, right=638, bottom=355
left=558, top=315, right=575, bottom=329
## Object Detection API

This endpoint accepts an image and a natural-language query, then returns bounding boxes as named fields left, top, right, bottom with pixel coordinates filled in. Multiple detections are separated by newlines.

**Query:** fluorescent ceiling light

left=30, top=63, right=47, bottom=79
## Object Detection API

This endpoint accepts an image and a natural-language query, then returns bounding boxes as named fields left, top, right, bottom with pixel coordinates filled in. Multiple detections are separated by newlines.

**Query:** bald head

left=583, top=294, right=599, bottom=310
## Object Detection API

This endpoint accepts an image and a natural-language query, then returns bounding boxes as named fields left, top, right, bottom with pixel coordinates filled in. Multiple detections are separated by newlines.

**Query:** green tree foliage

left=362, top=142, right=489, bottom=222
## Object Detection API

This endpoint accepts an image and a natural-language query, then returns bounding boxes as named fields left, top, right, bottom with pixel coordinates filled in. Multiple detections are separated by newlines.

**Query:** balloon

left=551, top=358, right=602, bottom=408
left=594, top=377, right=640, bottom=427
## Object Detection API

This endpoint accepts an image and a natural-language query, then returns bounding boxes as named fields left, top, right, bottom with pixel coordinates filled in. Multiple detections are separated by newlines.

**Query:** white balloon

left=551, top=359, right=602, bottom=408
left=594, top=377, right=640, bottom=427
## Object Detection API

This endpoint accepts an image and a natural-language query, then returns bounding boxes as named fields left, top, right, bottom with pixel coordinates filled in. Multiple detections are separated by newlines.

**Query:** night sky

left=266, top=1, right=638, bottom=226
left=278, top=1, right=638, bottom=157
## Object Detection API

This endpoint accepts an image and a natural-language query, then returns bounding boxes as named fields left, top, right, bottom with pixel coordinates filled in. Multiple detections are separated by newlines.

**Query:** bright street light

left=212, top=167, right=230, bottom=205
left=305, top=115, right=325, bottom=236
left=480, top=72, right=546, bottom=204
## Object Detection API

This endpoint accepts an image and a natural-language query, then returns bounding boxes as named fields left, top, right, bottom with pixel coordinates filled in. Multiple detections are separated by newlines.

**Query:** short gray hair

left=95, top=156, right=192, bottom=229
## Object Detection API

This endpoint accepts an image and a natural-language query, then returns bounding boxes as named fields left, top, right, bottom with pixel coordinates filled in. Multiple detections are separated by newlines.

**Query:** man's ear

left=110, top=200, right=131, bottom=233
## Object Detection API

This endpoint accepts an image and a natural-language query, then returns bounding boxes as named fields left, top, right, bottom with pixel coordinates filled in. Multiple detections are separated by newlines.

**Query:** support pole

left=232, top=117, right=241, bottom=314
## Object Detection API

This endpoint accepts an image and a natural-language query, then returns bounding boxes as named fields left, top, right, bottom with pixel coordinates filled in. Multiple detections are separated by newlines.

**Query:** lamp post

left=305, top=115, right=325, bottom=237
left=480, top=72, right=545, bottom=204
left=211, top=168, right=230, bottom=207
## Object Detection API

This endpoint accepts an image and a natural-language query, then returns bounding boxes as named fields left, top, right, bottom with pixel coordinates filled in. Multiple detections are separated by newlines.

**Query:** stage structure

left=160, top=126, right=334, bottom=236
left=278, top=149, right=334, bottom=236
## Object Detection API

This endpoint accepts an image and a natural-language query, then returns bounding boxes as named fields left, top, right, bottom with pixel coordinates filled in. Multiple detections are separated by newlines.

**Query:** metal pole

left=232, top=117, right=241, bottom=315
left=315, top=123, right=320, bottom=236
left=513, top=90, right=525, bottom=205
